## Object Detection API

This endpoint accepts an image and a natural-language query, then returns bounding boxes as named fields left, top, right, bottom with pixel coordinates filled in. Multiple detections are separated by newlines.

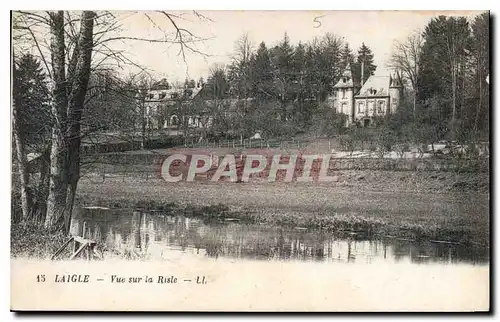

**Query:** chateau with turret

left=329, top=63, right=403, bottom=127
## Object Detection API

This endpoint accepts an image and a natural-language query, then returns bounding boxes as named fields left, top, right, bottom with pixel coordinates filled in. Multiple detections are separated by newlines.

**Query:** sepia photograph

left=9, top=9, right=490, bottom=312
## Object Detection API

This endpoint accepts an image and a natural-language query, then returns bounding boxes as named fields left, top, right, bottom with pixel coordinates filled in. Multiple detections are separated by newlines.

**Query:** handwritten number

left=313, top=15, right=325, bottom=28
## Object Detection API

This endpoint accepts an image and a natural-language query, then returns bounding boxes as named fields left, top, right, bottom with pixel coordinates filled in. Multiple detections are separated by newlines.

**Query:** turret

left=389, top=71, right=403, bottom=114
left=333, top=63, right=360, bottom=124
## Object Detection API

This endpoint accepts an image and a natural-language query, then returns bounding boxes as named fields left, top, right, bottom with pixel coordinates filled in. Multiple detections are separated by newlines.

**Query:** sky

left=18, top=10, right=485, bottom=84
left=109, top=10, right=485, bottom=83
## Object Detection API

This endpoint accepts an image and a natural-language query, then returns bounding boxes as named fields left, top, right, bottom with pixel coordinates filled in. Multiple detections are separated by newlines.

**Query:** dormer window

left=159, top=92, right=166, bottom=99
left=342, top=77, right=346, bottom=83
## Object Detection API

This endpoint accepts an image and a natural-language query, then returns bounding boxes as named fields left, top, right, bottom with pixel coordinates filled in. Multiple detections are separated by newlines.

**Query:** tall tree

left=388, top=31, right=423, bottom=116
left=45, top=10, right=69, bottom=228
left=227, top=33, right=254, bottom=99
left=341, top=43, right=355, bottom=67
left=317, top=33, right=344, bottom=100
left=12, top=59, right=32, bottom=221
left=355, top=42, right=377, bottom=84
left=419, top=16, right=471, bottom=121
left=471, top=12, right=489, bottom=133
left=251, top=41, right=273, bottom=101
left=13, top=54, right=51, bottom=149
left=270, top=33, right=295, bottom=121
left=204, top=64, right=230, bottom=100
left=12, top=54, right=51, bottom=222
left=14, top=10, right=208, bottom=230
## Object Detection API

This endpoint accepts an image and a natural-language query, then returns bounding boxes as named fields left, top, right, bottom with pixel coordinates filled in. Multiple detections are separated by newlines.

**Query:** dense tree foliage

left=14, top=54, right=51, bottom=150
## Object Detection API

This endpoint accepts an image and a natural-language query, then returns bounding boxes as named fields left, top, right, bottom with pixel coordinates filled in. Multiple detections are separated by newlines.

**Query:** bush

left=375, top=127, right=396, bottom=158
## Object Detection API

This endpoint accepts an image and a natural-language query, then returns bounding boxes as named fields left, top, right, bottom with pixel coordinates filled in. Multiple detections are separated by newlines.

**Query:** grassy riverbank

left=11, top=223, right=69, bottom=259
left=12, top=169, right=489, bottom=259
left=76, top=170, right=490, bottom=247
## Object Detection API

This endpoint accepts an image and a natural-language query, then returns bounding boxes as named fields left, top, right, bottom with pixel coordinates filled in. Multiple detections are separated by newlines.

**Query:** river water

left=70, top=207, right=489, bottom=265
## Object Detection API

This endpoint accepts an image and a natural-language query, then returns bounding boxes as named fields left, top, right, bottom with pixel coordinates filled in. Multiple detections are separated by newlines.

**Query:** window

left=342, top=77, right=346, bottom=83
left=341, top=89, right=346, bottom=99
left=378, top=101, right=385, bottom=114
left=341, top=103, right=347, bottom=114
left=159, top=92, right=166, bottom=99
left=171, top=115, right=179, bottom=126
left=358, top=102, right=364, bottom=113
left=368, top=101, right=374, bottom=114
left=171, top=93, right=179, bottom=99
left=148, top=93, right=154, bottom=99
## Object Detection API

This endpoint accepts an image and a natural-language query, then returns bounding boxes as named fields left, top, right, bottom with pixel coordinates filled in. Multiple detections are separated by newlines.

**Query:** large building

left=142, top=64, right=404, bottom=132
left=142, top=79, right=204, bottom=130
left=330, top=63, right=403, bottom=127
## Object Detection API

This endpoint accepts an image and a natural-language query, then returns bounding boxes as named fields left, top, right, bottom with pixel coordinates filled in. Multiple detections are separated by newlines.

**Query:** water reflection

left=70, top=207, right=489, bottom=265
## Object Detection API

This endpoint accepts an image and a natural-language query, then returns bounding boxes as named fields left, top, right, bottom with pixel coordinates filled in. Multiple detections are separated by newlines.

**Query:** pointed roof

left=333, top=63, right=359, bottom=88
left=389, top=71, right=403, bottom=88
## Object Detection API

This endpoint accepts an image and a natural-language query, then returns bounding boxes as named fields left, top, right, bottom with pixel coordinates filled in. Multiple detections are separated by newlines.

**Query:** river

left=70, top=207, right=489, bottom=265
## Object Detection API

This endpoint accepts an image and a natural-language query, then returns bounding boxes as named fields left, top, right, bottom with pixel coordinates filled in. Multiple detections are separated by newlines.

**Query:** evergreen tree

left=318, top=33, right=344, bottom=100
left=341, top=43, right=355, bottom=67
left=251, top=41, right=273, bottom=101
left=204, top=65, right=229, bottom=100
left=270, top=33, right=295, bottom=121
left=14, top=54, right=51, bottom=150
left=355, top=42, right=377, bottom=84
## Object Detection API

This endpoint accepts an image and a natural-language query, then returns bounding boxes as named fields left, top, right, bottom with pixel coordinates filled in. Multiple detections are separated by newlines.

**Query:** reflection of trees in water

left=389, top=239, right=488, bottom=264
left=71, top=208, right=489, bottom=264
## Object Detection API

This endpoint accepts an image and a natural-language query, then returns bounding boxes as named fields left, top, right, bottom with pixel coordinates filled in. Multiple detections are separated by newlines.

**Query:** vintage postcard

left=10, top=10, right=490, bottom=312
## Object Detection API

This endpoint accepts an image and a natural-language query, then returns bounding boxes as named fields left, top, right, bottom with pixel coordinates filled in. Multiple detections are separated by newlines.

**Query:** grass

left=12, top=167, right=489, bottom=259
left=11, top=222, right=70, bottom=259
left=76, top=174, right=490, bottom=247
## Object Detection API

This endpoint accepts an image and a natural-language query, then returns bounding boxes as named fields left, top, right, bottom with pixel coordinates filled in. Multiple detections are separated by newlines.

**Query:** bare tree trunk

left=413, top=89, right=417, bottom=119
left=141, top=100, right=146, bottom=149
left=12, top=60, right=32, bottom=221
left=12, top=128, right=31, bottom=221
left=475, top=56, right=482, bottom=132
left=451, top=66, right=457, bottom=120
left=45, top=11, right=68, bottom=228
left=63, top=10, right=95, bottom=233
left=34, top=147, right=50, bottom=223
left=45, top=131, right=67, bottom=228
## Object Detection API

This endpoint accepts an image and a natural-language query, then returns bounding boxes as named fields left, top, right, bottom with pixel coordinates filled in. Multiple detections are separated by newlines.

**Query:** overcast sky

left=109, top=10, right=484, bottom=83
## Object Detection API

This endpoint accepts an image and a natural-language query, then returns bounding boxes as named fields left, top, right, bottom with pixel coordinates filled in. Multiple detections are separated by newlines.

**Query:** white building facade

left=330, top=64, right=403, bottom=127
